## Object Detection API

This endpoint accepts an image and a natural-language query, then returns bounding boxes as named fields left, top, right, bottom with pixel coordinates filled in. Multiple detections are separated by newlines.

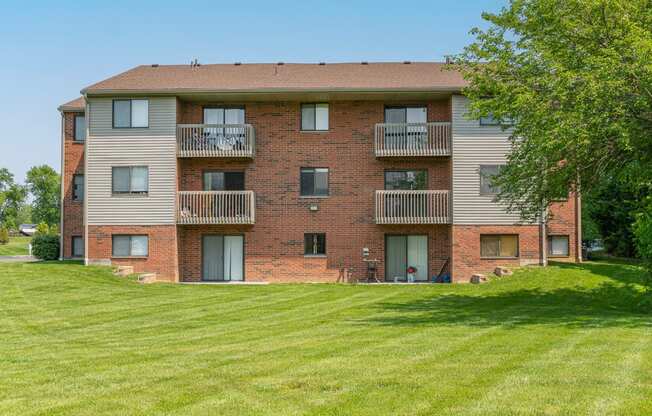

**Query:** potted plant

left=406, top=266, right=417, bottom=283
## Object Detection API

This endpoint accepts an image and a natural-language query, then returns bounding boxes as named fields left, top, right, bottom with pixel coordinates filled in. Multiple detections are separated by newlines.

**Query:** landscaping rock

left=494, top=266, right=513, bottom=277
left=114, top=266, right=134, bottom=277
left=138, top=273, right=158, bottom=284
left=470, top=274, right=487, bottom=284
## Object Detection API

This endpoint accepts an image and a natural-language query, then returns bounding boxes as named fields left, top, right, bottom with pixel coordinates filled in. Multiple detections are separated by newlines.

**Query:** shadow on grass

left=357, top=262, right=652, bottom=329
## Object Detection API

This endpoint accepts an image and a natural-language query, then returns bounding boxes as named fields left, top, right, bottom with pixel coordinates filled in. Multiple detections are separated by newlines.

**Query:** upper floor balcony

left=177, top=191, right=255, bottom=225
left=375, top=190, right=450, bottom=224
left=374, top=122, right=451, bottom=157
left=177, top=124, right=255, bottom=158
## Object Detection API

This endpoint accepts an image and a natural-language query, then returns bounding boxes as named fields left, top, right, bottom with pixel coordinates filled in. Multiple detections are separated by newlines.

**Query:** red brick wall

left=451, top=224, right=541, bottom=283
left=176, top=99, right=452, bottom=282
left=548, top=193, right=579, bottom=261
left=87, top=225, right=178, bottom=281
left=61, top=111, right=85, bottom=258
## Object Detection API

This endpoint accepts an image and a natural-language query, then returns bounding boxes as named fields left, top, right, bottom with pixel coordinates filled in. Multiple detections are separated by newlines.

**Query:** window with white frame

left=74, top=115, right=86, bottom=141
left=113, top=99, right=149, bottom=128
left=301, top=103, right=329, bottom=131
left=480, top=165, right=504, bottom=195
left=112, top=166, right=148, bottom=195
left=112, top=235, right=148, bottom=257
left=547, top=235, right=569, bottom=257
left=73, top=174, right=84, bottom=201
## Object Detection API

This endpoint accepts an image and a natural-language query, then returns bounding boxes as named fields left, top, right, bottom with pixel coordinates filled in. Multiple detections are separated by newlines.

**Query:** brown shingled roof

left=58, top=96, right=85, bottom=112
left=81, top=62, right=467, bottom=94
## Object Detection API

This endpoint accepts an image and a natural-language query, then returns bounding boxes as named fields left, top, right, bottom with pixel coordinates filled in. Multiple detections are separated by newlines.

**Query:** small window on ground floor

left=112, top=235, right=148, bottom=257
left=480, top=234, right=519, bottom=258
left=72, top=236, right=84, bottom=257
left=304, top=233, right=326, bottom=256
left=548, top=235, right=569, bottom=257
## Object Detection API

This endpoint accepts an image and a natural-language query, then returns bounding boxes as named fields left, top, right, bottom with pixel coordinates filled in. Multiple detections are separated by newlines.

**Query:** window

left=480, top=113, right=514, bottom=126
left=304, top=233, right=326, bottom=256
left=203, top=107, right=245, bottom=124
left=112, top=235, right=148, bottom=257
left=480, top=235, right=519, bottom=258
left=113, top=99, right=149, bottom=128
left=74, top=115, right=86, bottom=141
left=548, top=235, right=569, bottom=257
left=300, top=168, right=329, bottom=197
left=384, top=170, right=427, bottom=190
left=384, top=106, right=427, bottom=124
left=301, top=103, right=329, bottom=131
left=112, top=166, right=148, bottom=194
left=72, top=174, right=84, bottom=201
left=203, top=171, right=245, bottom=191
left=72, top=236, right=84, bottom=257
left=480, top=165, right=503, bottom=195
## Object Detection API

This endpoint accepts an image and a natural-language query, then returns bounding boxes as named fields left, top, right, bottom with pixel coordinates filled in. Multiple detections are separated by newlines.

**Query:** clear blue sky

left=0, top=0, right=505, bottom=183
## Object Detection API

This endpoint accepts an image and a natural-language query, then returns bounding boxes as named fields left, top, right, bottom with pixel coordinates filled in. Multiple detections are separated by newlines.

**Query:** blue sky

left=0, top=0, right=505, bottom=182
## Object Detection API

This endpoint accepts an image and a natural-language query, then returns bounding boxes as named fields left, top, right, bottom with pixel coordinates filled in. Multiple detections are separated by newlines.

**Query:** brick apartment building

left=58, top=62, right=581, bottom=283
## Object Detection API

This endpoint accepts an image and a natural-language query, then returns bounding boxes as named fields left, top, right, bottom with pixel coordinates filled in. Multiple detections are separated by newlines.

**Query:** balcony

left=374, top=122, right=451, bottom=157
left=177, top=191, right=255, bottom=225
left=177, top=124, right=255, bottom=158
left=375, top=190, right=450, bottom=224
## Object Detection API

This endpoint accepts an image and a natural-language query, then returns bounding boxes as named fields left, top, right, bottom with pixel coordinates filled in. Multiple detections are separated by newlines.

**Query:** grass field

left=0, top=236, right=30, bottom=256
left=1, top=260, right=651, bottom=415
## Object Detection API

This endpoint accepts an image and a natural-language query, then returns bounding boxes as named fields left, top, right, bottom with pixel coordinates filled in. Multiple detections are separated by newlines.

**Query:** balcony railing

left=177, top=124, right=255, bottom=158
left=375, top=190, right=450, bottom=224
left=375, top=122, right=451, bottom=157
left=177, top=191, right=255, bottom=225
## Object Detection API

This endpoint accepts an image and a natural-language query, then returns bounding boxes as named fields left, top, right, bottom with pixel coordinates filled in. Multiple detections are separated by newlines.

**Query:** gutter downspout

left=540, top=206, right=548, bottom=267
left=58, top=112, right=65, bottom=260
left=576, top=188, right=582, bottom=263
left=84, top=98, right=89, bottom=266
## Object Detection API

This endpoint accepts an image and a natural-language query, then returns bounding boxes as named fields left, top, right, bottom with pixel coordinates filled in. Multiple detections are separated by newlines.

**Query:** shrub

left=35, top=222, right=50, bottom=236
left=31, top=234, right=60, bottom=260
left=633, top=204, right=652, bottom=309
left=0, top=227, right=9, bottom=245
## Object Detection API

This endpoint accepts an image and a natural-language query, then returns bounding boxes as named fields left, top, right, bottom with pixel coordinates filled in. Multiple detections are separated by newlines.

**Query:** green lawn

left=1, top=261, right=651, bottom=415
left=0, top=236, right=31, bottom=256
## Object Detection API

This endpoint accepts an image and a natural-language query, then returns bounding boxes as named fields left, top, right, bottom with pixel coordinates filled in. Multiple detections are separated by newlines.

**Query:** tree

left=0, top=168, right=27, bottom=230
left=453, top=0, right=652, bottom=220
left=26, top=165, right=60, bottom=226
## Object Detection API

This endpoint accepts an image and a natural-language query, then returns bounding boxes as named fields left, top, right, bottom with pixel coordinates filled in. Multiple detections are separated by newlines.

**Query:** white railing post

left=375, top=190, right=450, bottom=224
left=177, top=191, right=255, bottom=224
left=374, top=122, right=451, bottom=157
left=176, top=124, right=255, bottom=158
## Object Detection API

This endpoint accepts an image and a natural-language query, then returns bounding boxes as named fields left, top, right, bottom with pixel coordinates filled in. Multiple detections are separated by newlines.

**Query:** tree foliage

left=26, top=165, right=60, bottom=227
left=454, top=0, right=652, bottom=220
left=0, top=168, right=27, bottom=230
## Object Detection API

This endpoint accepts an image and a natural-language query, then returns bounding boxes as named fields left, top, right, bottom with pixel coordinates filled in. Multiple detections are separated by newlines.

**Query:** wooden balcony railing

left=375, top=190, right=450, bottom=224
left=177, top=124, right=255, bottom=158
left=374, top=122, right=451, bottom=157
left=177, top=191, right=255, bottom=225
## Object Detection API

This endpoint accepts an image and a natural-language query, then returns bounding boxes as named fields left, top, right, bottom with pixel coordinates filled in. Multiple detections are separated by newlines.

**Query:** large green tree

left=0, top=168, right=27, bottom=230
left=25, top=165, right=60, bottom=227
left=454, top=0, right=652, bottom=220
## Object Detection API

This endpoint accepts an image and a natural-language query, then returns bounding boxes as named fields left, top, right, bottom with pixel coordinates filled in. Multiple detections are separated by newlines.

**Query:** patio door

left=202, top=235, right=244, bottom=281
left=385, top=235, right=428, bottom=282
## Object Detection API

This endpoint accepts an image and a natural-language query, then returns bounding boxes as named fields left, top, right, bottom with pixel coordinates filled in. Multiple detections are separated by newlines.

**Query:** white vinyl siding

left=88, top=97, right=175, bottom=137
left=451, top=95, right=523, bottom=225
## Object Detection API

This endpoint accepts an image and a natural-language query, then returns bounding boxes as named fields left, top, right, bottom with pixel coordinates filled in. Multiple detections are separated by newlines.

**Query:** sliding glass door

left=385, top=235, right=428, bottom=282
left=202, top=235, right=244, bottom=281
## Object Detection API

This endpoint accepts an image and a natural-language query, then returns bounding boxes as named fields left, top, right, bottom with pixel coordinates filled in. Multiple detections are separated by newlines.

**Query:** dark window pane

left=385, top=108, right=406, bottom=123
left=74, top=115, right=86, bottom=141
left=304, top=233, right=326, bottom=255
left=480, top=235, right=500, bottom=257
left=113, top=100, right=130, bottom=128
left=73, top=174, right=84, bottom=201
left=72, top=237, right=84, bottom=257
left=385, top=170, right=427, bottom=190
left=225, top=172, right=245, bottom=190
left=204, top=172, right=225, bottom=191
left=480, top=165, right=502, bottom=194
left=301, top=104, right=315, bottom=130
left=300, top=169, right=315, bottom=196
left=112, top=167, right=130, bottom=193
left=112, top=236, right=130, bottom=256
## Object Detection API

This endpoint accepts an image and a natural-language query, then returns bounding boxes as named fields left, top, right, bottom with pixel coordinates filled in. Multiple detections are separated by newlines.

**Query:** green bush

left=0, top=227, right=9, bottom=245
left=35, top=222, right=50, bottom=236
left=31, top=234, right=60, bottom=260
